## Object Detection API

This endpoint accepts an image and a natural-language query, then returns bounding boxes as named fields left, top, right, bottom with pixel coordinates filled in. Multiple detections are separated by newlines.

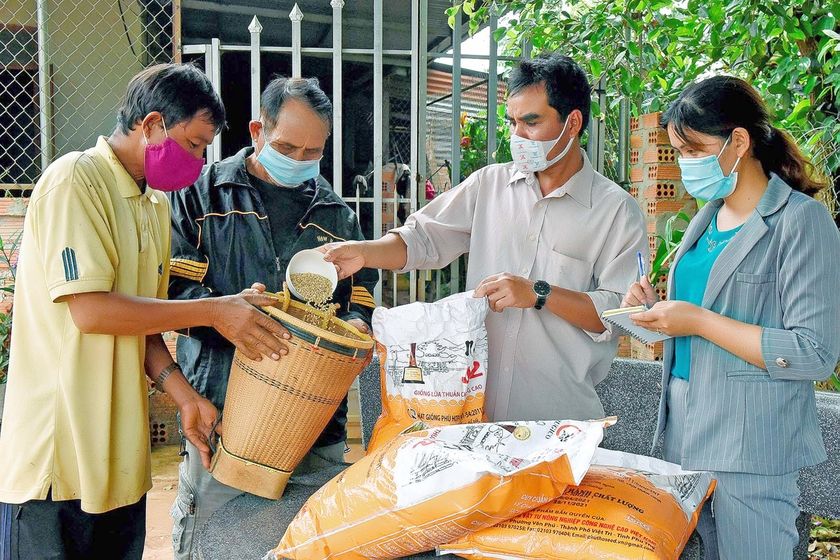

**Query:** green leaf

left=815, top=15, right=836, bottom=33
left=708, top=4, right=724, bottom=24
left=823, top=29, right=840, bottom=40
left=790, top=28, right=807, bottom=41
left=788, top=98, right=812, bottom=121
left=447, top=4, right=461, bottom=28
left=463, top=0, right=474, bottom=17
left=769, top=81, right=789, bottom=95
left=590, top=59, right=603, bottom=77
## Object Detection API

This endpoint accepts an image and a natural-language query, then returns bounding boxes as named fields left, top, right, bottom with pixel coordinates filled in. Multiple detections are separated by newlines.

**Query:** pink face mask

left=143, top=119, right=205, bottom=192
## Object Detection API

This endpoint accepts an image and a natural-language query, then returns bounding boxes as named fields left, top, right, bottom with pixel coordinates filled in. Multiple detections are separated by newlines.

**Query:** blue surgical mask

left=677, top=135, right=741, bottom=201
left=257, top=134, right=321, bottom=187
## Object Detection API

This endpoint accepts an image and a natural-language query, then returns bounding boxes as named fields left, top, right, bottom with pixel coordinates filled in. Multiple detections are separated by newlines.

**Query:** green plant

left=816, top=365, right=840, bottom=392
left=0, top=230, right=21, bottom=384
left=459, top=105, right=513, bottom=179
left=809, top=515, right=840, bottom=558
left=452, top=0, right=840, bottom=210
left=648, top=211, right=692, bottom=284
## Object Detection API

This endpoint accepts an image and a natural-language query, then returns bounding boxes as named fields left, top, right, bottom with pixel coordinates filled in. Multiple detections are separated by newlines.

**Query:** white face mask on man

left=509, top=115, right=574, bottom=174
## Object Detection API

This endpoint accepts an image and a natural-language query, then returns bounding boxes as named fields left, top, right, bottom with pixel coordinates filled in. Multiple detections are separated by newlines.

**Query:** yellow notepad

left=601, top=306, right=672, bottom=344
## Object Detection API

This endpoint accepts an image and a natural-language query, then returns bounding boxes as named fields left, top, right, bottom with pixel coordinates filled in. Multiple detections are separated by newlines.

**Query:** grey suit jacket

left=653, top=174, right=840, bottom=475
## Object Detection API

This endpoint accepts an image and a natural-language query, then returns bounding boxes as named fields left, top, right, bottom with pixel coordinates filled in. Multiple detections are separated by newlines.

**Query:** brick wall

left=622, top=112, right=698, bottom=361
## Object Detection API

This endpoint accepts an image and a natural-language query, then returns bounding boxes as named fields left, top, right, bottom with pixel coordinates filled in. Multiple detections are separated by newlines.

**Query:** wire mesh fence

left=0, top=0, right=175, bottom=190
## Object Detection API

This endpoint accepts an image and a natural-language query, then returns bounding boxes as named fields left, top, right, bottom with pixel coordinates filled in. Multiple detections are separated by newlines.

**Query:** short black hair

left=116, top=63, right=226, bottom=135
left=260, top=76, right=332, bottom=131
left=507, top=53, right=591, bottom=136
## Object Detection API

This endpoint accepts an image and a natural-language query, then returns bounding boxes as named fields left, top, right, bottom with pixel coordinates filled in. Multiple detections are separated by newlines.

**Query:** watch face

left=534, top=281, right=551, bottom=296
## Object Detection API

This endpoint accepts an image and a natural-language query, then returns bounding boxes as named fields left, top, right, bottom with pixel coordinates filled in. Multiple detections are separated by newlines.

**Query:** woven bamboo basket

left=210, top=284, right=374, bottom=499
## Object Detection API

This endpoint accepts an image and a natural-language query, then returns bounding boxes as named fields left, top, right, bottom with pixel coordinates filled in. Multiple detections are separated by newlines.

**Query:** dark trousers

left=5, top=492, right=146, bottom=560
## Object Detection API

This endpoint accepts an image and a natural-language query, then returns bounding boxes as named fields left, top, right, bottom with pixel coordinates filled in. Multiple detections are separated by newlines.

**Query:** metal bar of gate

left=210, top=38, right=222, bottom=162
left=487, top=8, right=498, bottom=164
left=173, top=0, right=183, bottom=62
left=417, top=0, right=429, bottom=301
left=372, top=0, right=384, bottom=305
left=290, top=4, right=303, bottom=79
left=408, top=0, right=420, bottom=303
left=37, top=0, right=53, bottom=171
left=449, top=8, right=462, bottom=296
left=617, top=25, right=632, bottom=188
left=586, top=75, right=606, bottom=174
left=331, top=0, right=344, bottom=196
left=248, top=17, right=262, bottom=122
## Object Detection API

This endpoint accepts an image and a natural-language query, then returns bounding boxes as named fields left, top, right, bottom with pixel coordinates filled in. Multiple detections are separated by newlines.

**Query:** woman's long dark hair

left=661, top=75, right=827, bottom=197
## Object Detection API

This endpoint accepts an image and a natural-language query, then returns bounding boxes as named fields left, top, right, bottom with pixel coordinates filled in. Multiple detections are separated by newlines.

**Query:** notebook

left=601, top=306, right=672, bottom=344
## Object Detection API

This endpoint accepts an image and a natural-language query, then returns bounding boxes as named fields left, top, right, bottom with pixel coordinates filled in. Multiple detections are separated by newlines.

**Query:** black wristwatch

left=533, top=280, right=551, bottom=310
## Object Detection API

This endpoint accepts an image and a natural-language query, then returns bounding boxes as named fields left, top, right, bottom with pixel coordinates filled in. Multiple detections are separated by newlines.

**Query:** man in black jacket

left=167, top=76, right=377, bottom=559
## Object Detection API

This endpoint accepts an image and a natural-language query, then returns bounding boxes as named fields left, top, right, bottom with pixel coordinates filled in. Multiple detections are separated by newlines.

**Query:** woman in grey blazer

left=624, top=76, right=840, bottom=560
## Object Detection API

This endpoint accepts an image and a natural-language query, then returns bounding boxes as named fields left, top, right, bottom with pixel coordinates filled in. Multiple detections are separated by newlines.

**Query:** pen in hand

left=636, top=251, right=650, bottom=310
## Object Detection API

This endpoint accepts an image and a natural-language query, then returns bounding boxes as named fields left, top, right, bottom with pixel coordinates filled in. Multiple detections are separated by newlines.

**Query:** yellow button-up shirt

left=0, top=137, right=170, bottom=513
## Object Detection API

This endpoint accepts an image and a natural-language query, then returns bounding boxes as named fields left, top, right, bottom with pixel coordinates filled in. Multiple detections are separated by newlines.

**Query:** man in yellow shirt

left=0, top=63, right=290, bottom=559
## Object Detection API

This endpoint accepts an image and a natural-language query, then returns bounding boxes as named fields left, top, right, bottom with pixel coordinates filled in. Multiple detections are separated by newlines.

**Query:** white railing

left=180, top=1, right=613, bottom=307
left=182, top=2, right=421, bottom=308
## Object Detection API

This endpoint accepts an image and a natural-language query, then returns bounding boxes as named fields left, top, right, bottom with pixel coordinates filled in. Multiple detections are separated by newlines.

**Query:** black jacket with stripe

left=167, top=147, right=378, bottom=448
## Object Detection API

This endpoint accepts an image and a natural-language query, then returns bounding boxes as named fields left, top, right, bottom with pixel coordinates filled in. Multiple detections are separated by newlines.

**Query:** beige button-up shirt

left=392, top=151, right=646, bottom=421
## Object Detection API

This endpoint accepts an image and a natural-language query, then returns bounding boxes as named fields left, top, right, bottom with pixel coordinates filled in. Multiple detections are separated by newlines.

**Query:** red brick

left=617, top=336, right=632, bottom=358
left=630, top=117, right=640, bottom=132
left=643, top=146, right=677, bottom=164
left=646, top=199, right=686, bottom=217
left=642, top=182, right=680, bottom=200
left=149, top=390, right=179, bottom=446
left=630, top=134, right=643, bottom=149
left=640, top=112, right=662, bottom=130
left=163, top=333, right=179, bottom=359
left=647, top=234, right=660, bottom=265
left=646, top=164, right=682, bottom=181
left=631, top=338, right=664, bottom=361
left=646, top=128, right=671, bottom=147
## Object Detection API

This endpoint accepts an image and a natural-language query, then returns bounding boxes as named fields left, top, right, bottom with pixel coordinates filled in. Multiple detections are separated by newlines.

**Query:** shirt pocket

left=729, top=272, right=778, bottom=324
left=735, top=272, right=776, bottom=284
left=726, top=368, right=772, bottom=382
left=545, top=249, right=594, bottom=291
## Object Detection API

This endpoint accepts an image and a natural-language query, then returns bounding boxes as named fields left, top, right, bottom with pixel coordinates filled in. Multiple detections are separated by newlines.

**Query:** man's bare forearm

left=145, top=334, right=205, bottom=407
left=64, top=292, right=218, bottom=336
left=544, top=286, right=606, bottom=334
left=360, top=234, right=409, bottom=271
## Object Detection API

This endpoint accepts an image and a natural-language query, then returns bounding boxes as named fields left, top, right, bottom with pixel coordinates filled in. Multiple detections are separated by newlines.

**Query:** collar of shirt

left=94, top=136, right=158, bottom=204
left=506, top=148, right=594, bottom=208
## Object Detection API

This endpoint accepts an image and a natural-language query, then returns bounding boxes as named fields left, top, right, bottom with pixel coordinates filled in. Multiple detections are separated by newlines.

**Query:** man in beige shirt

left=324, top=54, right=645, bottom=422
